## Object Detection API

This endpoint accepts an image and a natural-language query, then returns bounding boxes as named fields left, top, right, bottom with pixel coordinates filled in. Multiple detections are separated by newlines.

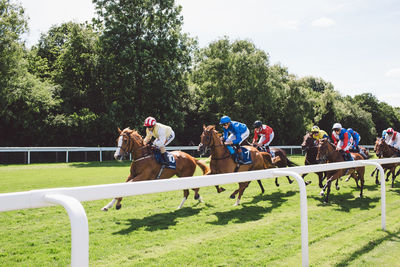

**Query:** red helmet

left=144, top=117, right=156, bottom=127
left=387, top=127, right=394, bottom=134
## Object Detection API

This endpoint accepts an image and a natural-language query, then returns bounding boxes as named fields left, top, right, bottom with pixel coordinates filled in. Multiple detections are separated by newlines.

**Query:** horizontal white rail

left=0, top=145, right=375, bottom=164
left=1, top=157, right=398, bottom=267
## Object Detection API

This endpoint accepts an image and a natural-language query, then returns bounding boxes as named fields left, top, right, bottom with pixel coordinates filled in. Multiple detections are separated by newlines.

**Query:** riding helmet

left=219, top=116, right=231, bottom=125
left=254, top=120, right=262, bottom=128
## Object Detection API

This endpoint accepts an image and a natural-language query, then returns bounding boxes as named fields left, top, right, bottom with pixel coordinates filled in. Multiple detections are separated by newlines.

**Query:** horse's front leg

left=101, top=175, right=135, bottom=211
left=234, top=182, right=250, bottom=206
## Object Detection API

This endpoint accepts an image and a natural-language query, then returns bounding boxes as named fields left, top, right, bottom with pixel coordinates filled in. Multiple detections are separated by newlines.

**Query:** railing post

left=44, top=194, right=89, bottom=267
left=273, top=170, right=309, bottom=267
left=27, top=150, right=31, bottom=164
left=99, top=148, right=102, bottom=162
left=360, top=161, right=386, bottom=230
left=66, top=150, right=69, bottom=163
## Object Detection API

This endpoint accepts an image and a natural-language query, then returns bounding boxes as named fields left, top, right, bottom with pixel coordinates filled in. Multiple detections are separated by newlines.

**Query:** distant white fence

left=0, top=157, right=397, bottom=267
left=0, top=145, right=375, bottom=164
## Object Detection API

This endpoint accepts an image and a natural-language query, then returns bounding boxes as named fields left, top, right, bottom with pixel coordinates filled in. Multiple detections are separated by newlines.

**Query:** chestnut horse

left=300, top=132, right=325, bottom=188
left=374, top=137, right=400, bottom=187
left=316, top=138, right=365, bottom=203
left=198, top=125, right=275, bottom=206
left=102, top=128, right=210, bottom=211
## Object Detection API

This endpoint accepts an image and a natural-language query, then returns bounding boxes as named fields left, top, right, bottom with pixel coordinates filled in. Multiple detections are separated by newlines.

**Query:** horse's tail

left=260, top=152, right=275, bottom=169
left=286, top=157, right=298, bottom=167
left=195, top=159, right=210, bottom=175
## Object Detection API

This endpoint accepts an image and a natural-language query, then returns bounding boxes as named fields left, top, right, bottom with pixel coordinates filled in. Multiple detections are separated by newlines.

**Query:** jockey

left=143, top=116, right=175, bottom=165
left=382, top=129, right=387, bottom=139
left=331, top=123, right=354, bottom=161
left=384, top=128, right=400, bottom=150
left=252, top=120, right=274, bottom=154
left=347, top=128, right=368, bottom=159
left=220, top=115, right=249, bottom=161
left=311, top=125, right=329, bottom=141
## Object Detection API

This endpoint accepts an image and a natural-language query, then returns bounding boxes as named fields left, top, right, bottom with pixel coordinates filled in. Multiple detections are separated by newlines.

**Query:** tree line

left=1, top=0, right=399, bottom=147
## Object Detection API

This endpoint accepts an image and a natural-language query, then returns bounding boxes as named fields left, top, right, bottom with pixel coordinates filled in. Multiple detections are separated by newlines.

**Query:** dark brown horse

left=102, top=128, right=210, bottom=211
left=198, top=125, right=275, bottom=206
left=374, top=137, right=400, bottom=187
left=301, top=132, right=326, bottom=188
left=316, top=138, right=365, bottom=203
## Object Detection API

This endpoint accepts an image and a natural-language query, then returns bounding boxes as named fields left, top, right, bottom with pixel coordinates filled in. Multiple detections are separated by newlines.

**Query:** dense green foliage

left=1, top=0, right=400, bottom=147
left=1, top=158, right=400, bottom=266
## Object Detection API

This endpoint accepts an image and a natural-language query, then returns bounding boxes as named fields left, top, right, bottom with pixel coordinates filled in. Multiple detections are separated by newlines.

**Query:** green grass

left=1, top=156, right=400, bottom=266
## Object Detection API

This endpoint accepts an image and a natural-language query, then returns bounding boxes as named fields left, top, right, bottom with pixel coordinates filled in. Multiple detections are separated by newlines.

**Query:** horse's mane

left=122, top=128, right=144, bottom=144
left=205, top=125, right=216, bottom=132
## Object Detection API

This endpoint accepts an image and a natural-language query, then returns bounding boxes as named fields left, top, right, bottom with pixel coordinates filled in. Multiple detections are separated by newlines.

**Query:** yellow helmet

left=311, top=125, right=320, bottom=132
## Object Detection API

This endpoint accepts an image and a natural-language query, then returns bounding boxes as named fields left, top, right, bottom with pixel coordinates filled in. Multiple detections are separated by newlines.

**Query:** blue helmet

left=219, top=116, right=231, bottom=125
left=382, top=129, right=387, bottom=138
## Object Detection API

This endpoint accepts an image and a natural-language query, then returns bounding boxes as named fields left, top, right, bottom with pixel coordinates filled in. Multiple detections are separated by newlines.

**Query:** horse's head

left=114, top=128, right=144, bottom=161
left=316, top=138, right=331, bottom=163
left=198, top=125, right=220, bottom=155
left=301, top=132, right=315, bottom=151
left=375, top=137, right=387, bottom=158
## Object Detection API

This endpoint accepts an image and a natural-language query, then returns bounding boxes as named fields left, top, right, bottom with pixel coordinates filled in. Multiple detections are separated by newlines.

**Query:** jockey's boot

left=162, top=152, right=169, bottom=165
left=345, top=152, right=354, bottom=161
left=236, top=146, right=243, bottom=162
left=359, top=149, right=368, bottom=159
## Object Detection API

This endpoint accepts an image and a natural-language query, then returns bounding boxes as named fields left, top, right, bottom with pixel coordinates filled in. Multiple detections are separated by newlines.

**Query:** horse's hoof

left=229, top=194, right=236, bottom=199
left=194, top=194, right=200, bottom=200
left=275, top=183, right=280, bottom=187
left=305, top=181, right=312, bottom=186
left=116, top=204, right=121, bottom=210
left=289, top=180, right=294, bottom=184
left=386, top=178, right=389, bottom=182
left=218, top=187, right=226, bottom=193
left=101, top=207, right=108, bottom=211
left=320, top=191, right=325, bottom=196
left=336, top=186, right=340, bottom=191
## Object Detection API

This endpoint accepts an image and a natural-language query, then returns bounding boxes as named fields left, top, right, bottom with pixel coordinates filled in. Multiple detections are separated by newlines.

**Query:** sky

left=19, top=0, right=400, bottom=107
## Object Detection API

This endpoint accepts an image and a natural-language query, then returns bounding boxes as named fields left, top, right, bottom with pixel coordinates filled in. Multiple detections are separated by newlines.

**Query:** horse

left=101, top=128, right=210, bottom=211
left=373, top=137, right=400, bottom=187
left=300, top=132, right=326, bottom=188
left=257, top=146, right=297, bottom=187
left=198, top=125, right=275, bottom=206
left=316, top=138, right=365, bottom=203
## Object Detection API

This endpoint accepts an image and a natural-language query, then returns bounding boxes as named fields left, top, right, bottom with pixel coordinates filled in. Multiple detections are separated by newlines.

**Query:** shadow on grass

left=112, top=207, right=201, bottom=235
left=310, top=191, right=379, bottom=212
left=207, top=190, right=296, bottom=225
left=334, top=229, right=400, bottom=267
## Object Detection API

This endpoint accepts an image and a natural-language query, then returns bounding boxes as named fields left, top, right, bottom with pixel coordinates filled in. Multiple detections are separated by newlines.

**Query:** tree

left=0, top=0, right=59, bottom=145
left=93, top=0, right=195, bottom=144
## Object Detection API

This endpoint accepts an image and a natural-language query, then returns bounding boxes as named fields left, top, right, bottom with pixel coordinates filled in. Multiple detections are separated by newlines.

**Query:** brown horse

left=101, top=128, right=210, bottom=211
left=198, top=125, right=275, bottom=206
left=374, top=137, right=400, bottom=187
left=316, top=138, right=365, bottom=203
left=300, top=132, right=326, bottom=188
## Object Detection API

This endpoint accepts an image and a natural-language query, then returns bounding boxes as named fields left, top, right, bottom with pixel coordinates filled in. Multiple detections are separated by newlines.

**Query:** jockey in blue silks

left=347, top=128, right=367, bottom=159
left=219, top=115, right=249, bottom=161
left=382, top=129, right=387, bottom=139
left=331, top=123, right=354, bottom=161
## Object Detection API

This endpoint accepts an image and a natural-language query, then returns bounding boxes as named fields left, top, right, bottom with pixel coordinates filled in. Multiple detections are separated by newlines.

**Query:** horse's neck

left=210, top=136, right=230, bottom=158
left=325, top=143, right=341, bottom=161
left=382, top=144, right=394, bottom=157
left=131, top=143, right=150, bottom=160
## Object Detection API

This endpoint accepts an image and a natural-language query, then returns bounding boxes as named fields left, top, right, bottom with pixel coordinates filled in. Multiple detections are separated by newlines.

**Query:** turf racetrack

left=1, top=155, right=400, bottom=266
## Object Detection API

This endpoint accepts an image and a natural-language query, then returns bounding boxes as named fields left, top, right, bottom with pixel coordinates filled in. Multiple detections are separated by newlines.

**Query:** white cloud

left=385, top=68, right=400, bottom=78
left=311, top=17, right=336, bottom=28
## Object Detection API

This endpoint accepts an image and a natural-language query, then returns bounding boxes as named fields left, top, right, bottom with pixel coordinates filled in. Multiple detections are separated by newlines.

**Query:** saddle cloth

left=154, top=150, right=177, bottom=169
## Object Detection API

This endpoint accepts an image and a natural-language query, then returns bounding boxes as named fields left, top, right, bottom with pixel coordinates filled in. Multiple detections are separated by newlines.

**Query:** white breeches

left=258, top=132, right=274, bottom=146
left=153, top=130, right=175, bottom=153
left=226, top=129, right=250, bottom=145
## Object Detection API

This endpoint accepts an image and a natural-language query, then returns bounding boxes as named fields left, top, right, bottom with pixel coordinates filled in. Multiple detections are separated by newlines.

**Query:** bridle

left=200, top=128, right=231, bottom=160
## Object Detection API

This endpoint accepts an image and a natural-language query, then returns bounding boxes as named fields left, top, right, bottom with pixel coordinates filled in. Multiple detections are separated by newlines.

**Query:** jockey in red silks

left=252, top=120, right=274, bottom=154
left=331, top=123, right=354, bottom=161
left=385, top=128, right=400, bottom=152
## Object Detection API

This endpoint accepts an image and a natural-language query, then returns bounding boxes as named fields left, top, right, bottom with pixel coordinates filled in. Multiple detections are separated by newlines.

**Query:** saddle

left=153, top=148, right=177, bottom=169
left=340, top=151, right=354, bottom=161
left=232, top=147, right=252, bottom=165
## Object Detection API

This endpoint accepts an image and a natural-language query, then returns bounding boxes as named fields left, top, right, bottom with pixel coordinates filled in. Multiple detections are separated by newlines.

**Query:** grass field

left=1, top=155, right=400, bottom=266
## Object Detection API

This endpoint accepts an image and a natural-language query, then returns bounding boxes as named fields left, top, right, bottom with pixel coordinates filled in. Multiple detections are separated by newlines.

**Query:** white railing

left=0, top=157, right=396, bottom=267
left=0, top=145, right=375, bottom=164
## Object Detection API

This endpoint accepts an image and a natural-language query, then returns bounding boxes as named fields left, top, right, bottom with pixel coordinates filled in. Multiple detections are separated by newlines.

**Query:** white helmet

left=332, top=123, right=342, bottom=130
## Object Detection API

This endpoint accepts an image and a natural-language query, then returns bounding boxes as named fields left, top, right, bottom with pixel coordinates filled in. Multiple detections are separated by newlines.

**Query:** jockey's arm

left=143, top=128, right=152, bottom=145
